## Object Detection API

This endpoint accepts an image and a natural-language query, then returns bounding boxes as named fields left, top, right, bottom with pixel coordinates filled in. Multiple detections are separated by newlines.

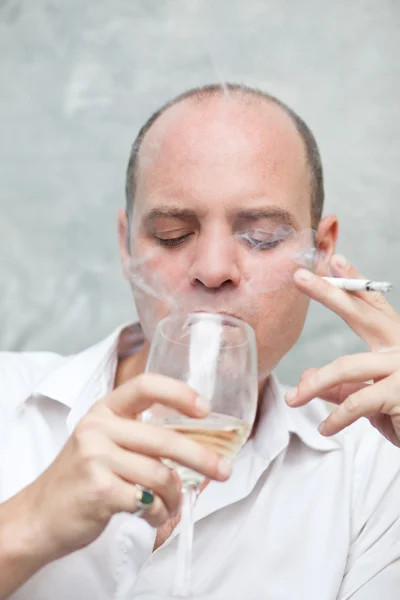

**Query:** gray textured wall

left=1, top=0, right=399, bottom=385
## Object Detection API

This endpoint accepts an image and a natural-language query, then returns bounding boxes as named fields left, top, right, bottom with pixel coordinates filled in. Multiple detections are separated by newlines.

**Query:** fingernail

left=295, top=268, right=315, bottom=282
left=333, top=254, right=348, bottom=269
left=318, top=421, right=327, bottom=435
left=286, top=387, right=298, bottom=405
left=195, top=395, right=211, bottom=415
left=218, top=457, right=232, bottom=478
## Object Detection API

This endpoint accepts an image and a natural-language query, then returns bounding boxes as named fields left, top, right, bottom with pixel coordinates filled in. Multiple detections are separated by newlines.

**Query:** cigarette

left=323, top=277, right=392, bottom=293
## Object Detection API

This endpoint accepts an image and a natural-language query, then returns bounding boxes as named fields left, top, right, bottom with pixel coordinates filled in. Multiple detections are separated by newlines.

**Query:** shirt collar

left=252, top=373, right=339, bottom=458
left=22, top=322, right=339, bottom=451
left=284, top=390, right=340, bottom=452
left=20, top=322, right=142, bottom=409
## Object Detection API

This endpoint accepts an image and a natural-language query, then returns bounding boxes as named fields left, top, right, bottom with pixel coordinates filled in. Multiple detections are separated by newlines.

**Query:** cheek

left=132, top=242, right=189, bottom=293
left=130, top=244, right=192, bottom=339
left=252, top=283, right=310, bottom=375
left=242, top=251, right=301, bottom=294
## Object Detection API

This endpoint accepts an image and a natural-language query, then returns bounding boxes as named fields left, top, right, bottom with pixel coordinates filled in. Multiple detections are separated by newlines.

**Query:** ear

left=117, top=209, right=131, bottom=281
left=314, top=213, right=339, bottom=276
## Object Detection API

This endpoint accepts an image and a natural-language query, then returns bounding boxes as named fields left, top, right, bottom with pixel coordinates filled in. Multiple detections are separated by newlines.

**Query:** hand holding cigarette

left=289, top=255, right=400, bottom=448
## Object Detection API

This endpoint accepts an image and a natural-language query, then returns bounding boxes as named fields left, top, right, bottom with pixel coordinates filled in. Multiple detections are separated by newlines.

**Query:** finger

left=94, top=471, right=170, bottom=527
left=318, top=372, right=400, bottom=436
left=286, top=352, right=400, bottom=407
left=298, top=367, right=366, bottom=403
left=293, top=268, right=399, bottom=348
left=330, top=254, right=366, bottom=279
left=299, top=367, right=319, bottom=382
left=101, top=416, right=232, bottom=482
left=117, top=479, right=170, bottom=527
left=377, top=345, right=400, bottom=354
left=330, top=254, right=398, bottom=317
left=316, top=382, right=368, bottom=405
left=294, top=268, right=360, bottom=319
left=106, top=445, right=181, bottom=515
left=102, top=373, right=210, bottom=419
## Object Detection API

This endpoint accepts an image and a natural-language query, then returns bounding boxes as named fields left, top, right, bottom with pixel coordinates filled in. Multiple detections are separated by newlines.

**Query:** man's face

left=124, top=96, right=327, bottom=378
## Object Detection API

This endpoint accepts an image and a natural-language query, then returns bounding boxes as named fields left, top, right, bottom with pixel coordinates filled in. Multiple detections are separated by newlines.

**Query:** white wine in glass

left=144, top=312, right=258, bottom=596
left=151, top=413, right=251, bottom=486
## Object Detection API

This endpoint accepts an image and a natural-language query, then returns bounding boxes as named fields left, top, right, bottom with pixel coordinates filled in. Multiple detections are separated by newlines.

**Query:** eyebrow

left=143, top=207, right=199, bottom=225
left=235, top=207, right=297, bottom=228
left=142, top=205, right=297, bottom=228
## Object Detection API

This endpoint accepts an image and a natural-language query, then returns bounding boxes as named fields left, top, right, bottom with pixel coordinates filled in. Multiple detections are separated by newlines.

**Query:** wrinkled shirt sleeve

left=337, top=428, right=400, bottom=599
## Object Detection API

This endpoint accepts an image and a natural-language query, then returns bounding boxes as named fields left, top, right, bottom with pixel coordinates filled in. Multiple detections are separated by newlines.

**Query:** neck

left=114, top=340, right=150, bottom=388
left=247, top=375, right=269, bottom=439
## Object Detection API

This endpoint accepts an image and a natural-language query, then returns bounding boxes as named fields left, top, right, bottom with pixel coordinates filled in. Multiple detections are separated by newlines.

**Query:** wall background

left=1, top=0, right=399, bottom=385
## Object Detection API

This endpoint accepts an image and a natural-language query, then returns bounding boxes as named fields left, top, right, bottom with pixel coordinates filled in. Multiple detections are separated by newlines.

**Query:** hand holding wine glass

left=144, top=312, right=258, bottom=597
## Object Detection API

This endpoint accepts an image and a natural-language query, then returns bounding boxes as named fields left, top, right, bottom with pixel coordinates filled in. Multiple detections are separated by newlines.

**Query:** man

left=1, top=83, right=400, bottom=599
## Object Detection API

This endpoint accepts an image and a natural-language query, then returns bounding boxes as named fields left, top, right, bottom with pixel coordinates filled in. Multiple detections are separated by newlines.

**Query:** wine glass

left=144, top=312, right=258, bottom=597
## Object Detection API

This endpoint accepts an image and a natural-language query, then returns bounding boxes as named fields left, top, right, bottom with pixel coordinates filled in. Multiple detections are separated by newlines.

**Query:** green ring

left=136, top=487, right=154, bottom=513
left=140, top=489, right=154, bottom=506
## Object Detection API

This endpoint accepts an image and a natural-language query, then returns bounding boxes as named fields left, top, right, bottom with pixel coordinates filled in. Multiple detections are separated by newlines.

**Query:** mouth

left=190, top=310, right=247, bottom=329
left=192, top=309, right=240, bottom=319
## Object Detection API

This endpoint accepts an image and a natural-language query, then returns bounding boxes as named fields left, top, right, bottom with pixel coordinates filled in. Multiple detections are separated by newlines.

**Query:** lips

left=192, top=309, right=240, bottom=319
left=188, top=310, right=249, bottom=330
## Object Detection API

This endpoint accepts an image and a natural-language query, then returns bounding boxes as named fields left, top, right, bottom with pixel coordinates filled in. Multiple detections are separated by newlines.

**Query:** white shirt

left=1, top=323, right=400, bottom=600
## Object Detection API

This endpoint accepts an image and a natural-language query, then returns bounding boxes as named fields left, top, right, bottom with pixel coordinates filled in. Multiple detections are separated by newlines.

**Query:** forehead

left=133, top=95, right=310, bottom=222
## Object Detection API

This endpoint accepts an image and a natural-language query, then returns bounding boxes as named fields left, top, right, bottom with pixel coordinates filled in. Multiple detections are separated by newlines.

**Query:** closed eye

left=238, top=229, right=289, bottom=251
left=249, top=239, right=281, bottom=250
left=155, top=233, right=193, bottom=247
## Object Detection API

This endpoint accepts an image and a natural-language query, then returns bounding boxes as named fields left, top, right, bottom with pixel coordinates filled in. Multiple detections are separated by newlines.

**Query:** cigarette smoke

left=127, top=224, right=327, bottom=342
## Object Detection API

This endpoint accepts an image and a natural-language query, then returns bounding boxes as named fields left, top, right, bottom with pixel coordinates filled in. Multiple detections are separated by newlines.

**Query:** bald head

left=125, top=84, right=324, bottom=234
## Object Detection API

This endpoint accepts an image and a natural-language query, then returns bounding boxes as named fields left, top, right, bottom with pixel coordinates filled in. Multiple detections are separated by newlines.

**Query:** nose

left=188, top=231, right=241, bottom=289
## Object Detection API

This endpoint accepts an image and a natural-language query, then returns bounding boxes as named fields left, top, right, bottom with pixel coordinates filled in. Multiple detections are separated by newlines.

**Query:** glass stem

left=173, top=482, right=199, bottom=597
